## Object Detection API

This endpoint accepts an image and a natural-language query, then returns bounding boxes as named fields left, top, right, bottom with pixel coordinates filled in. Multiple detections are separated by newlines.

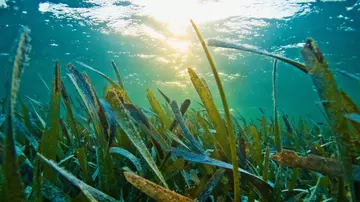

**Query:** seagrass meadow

left=1, top=18, right=360, bottom=202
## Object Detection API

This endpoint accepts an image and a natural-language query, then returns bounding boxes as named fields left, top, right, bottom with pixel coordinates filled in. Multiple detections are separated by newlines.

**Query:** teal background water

left=0, top=0, right=359, bottom=122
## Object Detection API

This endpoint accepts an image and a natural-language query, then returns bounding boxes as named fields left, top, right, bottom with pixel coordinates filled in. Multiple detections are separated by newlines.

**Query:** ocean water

left=1, top=0, right=359, bottom=122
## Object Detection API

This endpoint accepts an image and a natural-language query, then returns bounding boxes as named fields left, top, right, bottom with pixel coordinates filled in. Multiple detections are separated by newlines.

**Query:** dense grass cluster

left=1, top=21, right=360, bottom=202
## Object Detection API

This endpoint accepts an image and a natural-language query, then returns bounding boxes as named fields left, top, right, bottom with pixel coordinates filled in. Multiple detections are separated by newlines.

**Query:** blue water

left=0, top=0, right=359, bottom=122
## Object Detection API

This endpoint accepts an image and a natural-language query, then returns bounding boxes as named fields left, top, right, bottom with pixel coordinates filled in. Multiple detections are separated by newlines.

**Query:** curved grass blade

left=157, top=88, right=191, bottom=131
left=248, top=125, right=263, bottom=171
left=100, top=99, right=117, bottom=147
left=272, top=59, right=281, bottom=152
left=0, top=166, right=5, bottom=200
left=262, top=146, right=270, bottom=182
left=170, top=100, right=205, bottom=155
left=306, top=175, right=321, bottom=202
left=40, top=179, right=70, bottom=202
left=75, top=61, right=131, bottom=103
left=170, top=147, right=274, bottom=199
left=157, top=88, right=171, bottom=103
left=169, top=99, right=191, bottom=131
left=115, top=105, right=169, bottom=188
left=40, top=60, right=61, bottom=182
left=341, top=90, right=360, bottom=137
left=66, top=63, right=95, bottom=108
left=336, top=69, right=360, bottom=82
left=67, top=64, right=114, bottom=193
left=124, top=172, right=194, bottom=202
left=190, top=19, right=240, bottom=201
left=164, top=129, right=190, bottom=150
left=345, top=113, right=360, bottom=123
left=109, top=147, right=144, bottom=175
left=61, top=80, right=80, bottom=143
left=28, top=99, right=46, bottom=129
left=9, top=26, right=31, bottom=115
left=83, top=72, right=110, bottom=141
left=13, top=118, right=38, bottom=150
left=76, top=148, right=93, bottom=185
left=32, top=157, right=42, bottom=202
left=187, top=68, right=229, bottom=157
left=146, top=88, right=172, bottom=128
left=82, top=72, right=115, bottom=194
left=19, top=99, right=32, bottom=132
left=207, top=39, right=308, bottom=74
left=273, top=166, right=283, bottom=202
left=196, top=168, right=225, bottom=202
left=111, top=60, right=124, bottom=89
left=4, top=26, right=32, bottom=202
left=37, top=73, right=50, bottom=92
left=37, top=154, right=117, bottom=202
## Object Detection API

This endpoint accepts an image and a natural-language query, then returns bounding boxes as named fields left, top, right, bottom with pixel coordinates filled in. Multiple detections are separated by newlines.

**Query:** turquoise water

left=1, top=0, right=359, bottom=122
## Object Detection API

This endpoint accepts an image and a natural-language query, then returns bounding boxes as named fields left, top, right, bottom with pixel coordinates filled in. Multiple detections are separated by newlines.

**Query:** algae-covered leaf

left=187, top=68, right=229, bottom=157
left=4, top=113, right=26, bottom=202
left=124, top=172, right=194, bottom=202
left=4, top=26, right=32, bottom=202
left=271, top=150, right=360, bottom=180
left=301, top=38, right=355, bottom=200
left=40, top=60, right=62, bottom=182
left=37, top=154, right=117, bottom=202
left=110, top=147, right=144, bottom=175
left=207, top=39, right=308, bottom=74
left=196, top=168, right=225, bottom=202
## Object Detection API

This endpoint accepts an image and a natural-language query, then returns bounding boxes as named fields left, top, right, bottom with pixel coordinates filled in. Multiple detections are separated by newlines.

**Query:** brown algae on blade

left=124, top=171, right=194, bottom=202
left=301, top=38, right=355, bottom=200
left=272, top=150, right=345, bottom=178
left=4, top=26, right=31, bottom=202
